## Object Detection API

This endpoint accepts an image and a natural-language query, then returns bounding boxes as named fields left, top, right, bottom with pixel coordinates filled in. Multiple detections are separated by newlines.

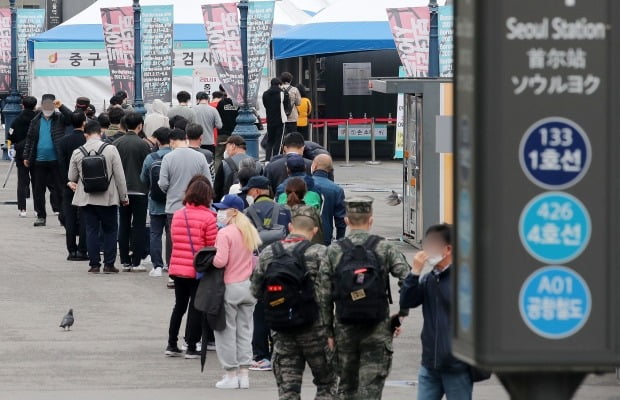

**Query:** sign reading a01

left=519, top=117, right=591, bottom=190
left=519, top=192, right=591, bottom=264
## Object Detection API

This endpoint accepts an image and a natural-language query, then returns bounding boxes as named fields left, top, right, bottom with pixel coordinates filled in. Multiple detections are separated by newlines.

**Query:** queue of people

left=6, top=84, right=481, bottom=399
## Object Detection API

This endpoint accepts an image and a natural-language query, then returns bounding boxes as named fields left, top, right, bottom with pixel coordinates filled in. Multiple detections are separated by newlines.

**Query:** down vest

left=169, top=204, right=218, bottom=279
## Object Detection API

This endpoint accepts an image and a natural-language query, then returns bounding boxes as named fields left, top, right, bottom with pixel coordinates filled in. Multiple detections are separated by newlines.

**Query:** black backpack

left=333, top=235, right=392, bottom=325
left=148, top=153, right=167, bottom=203
left=79, top=143, right=111, bottom=193
left=263, top=241, right=319, bottom=332
left=246, top=203, right=287, bottom=251
left=282, top=86, right=293, bottom=116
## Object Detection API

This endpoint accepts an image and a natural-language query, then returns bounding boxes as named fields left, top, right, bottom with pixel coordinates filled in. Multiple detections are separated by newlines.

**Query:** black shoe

left=88, top=266, right=100, bottom=274
left=185, top=349, right=200, bottom=359
left=103, top=265, right=119, bottom=274
left=75, top=251, right=89, bottom=261
left=33, top=218, right=46, bottom=227
left=165, top=345, right=183, bottom=357
left=67, top=252, right=78, bottom=261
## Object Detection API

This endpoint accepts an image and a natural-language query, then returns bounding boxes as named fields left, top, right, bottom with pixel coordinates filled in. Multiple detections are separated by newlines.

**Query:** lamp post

left=428, top=0, right=439, bottom=77
left=3, top=0, right=21, bottom=159
left=132, top=0, right=146, bottom=116
left=232, top=0, right=260, bottom=159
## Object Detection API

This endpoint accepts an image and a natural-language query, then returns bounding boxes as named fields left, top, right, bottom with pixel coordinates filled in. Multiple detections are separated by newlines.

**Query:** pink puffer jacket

left=169, top=204, right=218, bottom=278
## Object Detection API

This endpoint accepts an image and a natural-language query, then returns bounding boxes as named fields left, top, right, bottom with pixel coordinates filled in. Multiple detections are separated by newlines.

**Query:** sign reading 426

left=519, top=117, right=591, bottom=190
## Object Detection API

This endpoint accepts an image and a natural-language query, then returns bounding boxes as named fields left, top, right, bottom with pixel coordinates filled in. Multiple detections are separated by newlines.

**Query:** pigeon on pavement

left=385, top=190, right=402, bottom=206
left=60, top=309, right=74, bottom=331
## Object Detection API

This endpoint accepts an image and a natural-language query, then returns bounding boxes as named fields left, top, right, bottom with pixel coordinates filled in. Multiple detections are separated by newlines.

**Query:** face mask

left=217, top=210, right=229, bottom=226
left=426, top=253, right=444, bottom=268
left=223, top=151, right=229, bottom=159
left=43, top=110, right=53, bottom=117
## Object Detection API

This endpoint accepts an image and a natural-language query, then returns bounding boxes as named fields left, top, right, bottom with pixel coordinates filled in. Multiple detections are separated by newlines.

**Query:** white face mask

left=217, top=210, right=229, bottom=226
left=223, top=151, right=229, bottom=159
left=42, top=110, right=53, bottom=117
left=426, top=253, right=444, bottom=268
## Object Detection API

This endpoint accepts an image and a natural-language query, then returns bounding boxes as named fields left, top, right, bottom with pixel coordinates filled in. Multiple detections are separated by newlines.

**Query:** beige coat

left=68, top=138, right=129, bottom=207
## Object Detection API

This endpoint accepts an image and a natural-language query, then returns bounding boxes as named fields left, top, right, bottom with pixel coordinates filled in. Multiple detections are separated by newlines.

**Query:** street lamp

left=3, top=0, right=21, bottom=158
left=232, top=0, right=260, bottom=159
left=428, top=0, right=439, bottom=77
left=132, top=0, right=146, bottom=116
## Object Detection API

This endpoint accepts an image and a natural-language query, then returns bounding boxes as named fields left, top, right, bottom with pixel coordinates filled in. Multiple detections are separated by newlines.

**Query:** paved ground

left=0, top=159, right=618, bottom=399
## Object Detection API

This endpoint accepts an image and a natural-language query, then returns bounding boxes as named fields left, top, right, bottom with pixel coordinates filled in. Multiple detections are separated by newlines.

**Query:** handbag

left=469, top=366, right=492, bottom=382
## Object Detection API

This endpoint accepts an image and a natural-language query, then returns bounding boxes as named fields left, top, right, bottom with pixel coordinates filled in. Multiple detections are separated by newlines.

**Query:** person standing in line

left=213, top=135, right=261, bottom=201
left=22, top=94, right=73, bottom=227
left=280, top=72, right=301, bottom=135
left=400, top=224, right=475, bottom=400
left=168, top=91, right=196, bottom=124
left=212, top=194, right=261, bottom=389
left=263, top=133, right=313, bottom=193
left=194, top=91, right=223, bottom=154
left=165, top=175, right=218, bottom=359
left=58, top=112, right=89, bottom=261
left=296, top=84, right=312, bottom=141
left=186, top=123, right=215, bottom=183
left=262, top=78, right=287, bottom=161
left=140, top=127, right=172, bottom=277
left=312, top=154, right=346, bottom=245
left=113, top=112, right=152, bottom=272
left=67, top=121, right=128, bottom=274
left=144, top=99, right=170, bottom=138
left=158, top=128, right=212, bottom=288
left=215, top=86, right=239, bottom=169
left=8, top=95, right=37, bottom=217
left=319, top=196, right=410, bottom=399
left=104, top=107, right=126, bottom=142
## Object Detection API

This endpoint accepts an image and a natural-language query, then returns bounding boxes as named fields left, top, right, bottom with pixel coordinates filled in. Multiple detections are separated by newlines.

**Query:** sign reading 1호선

left=519, top=117, right=591, bottom=190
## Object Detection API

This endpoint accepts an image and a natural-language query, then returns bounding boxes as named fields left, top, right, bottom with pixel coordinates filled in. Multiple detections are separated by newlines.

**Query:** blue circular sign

left=458, top=262, right=472, bottom=332
left=519, top=192, right=591, bottom=264
left=519, top=117, right=591, bottom=190
left=519, top=266, right=591, bottom=339
left=457, top=189, right=472, bottom=258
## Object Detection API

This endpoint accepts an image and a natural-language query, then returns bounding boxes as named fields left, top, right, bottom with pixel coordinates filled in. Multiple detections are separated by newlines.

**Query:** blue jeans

left=82, top=205, right=119, bottom=268
left=149, top=214, right=169, bottom=269
left=418, top=366, right=472, bottom=400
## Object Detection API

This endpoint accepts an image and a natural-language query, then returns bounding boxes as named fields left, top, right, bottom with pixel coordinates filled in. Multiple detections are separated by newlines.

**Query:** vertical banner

left=101, top=7, right=135, bottom=100
left=202, top=3, right=243, bottom=105
left=142, top=5, right=173, bottom=104
left=0, top=9, right=10, bottom=93
left=46, top=0, right=63, bottom=30
left=394, top=66, right=407, bottom=159
left=247, top=1, right=274, bottom=107
left=17, top=9, right=45, bottom=95
left=386, top=7, right=430, bottom=78
left=438, top=5, right=454, bottom=78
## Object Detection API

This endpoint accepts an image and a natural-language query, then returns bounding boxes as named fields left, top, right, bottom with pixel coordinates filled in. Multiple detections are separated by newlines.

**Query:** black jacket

left=400, top=267, right=469, bottom=371
left=263, top=153, right=312, bottom=193
left=216, top=98, right=239, bottom=136
left=57, top=129, right=86, bottom=182
left=113, top=132, right=151, bottom=194
left=194, top=247, right=226, bottom=331
left=262, top=85, right=283, bottom=127
left=8, top=109, right=37, bottom=160
left=22, top=105, right=73, bottom=163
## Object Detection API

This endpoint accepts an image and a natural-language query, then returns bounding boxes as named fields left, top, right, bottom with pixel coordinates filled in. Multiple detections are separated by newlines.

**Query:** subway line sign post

left=453, top=1, right=620, bottom=398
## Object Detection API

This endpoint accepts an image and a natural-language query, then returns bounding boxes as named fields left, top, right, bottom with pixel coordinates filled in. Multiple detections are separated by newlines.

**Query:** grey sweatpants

left=214, top=280, right=256, bottom=370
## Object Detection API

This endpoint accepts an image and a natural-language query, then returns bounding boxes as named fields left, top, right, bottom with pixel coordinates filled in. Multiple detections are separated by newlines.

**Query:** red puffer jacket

left=169, top=204, right=218, bottom=278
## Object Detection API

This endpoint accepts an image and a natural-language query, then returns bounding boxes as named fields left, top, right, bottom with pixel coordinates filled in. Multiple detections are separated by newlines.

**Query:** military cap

left=291, top=204, right=318, bottom=226
left=345, top=196, right=374, bottom=214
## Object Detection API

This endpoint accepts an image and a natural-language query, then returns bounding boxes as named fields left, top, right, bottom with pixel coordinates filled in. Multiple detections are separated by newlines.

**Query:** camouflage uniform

left=251, top=205, right=337, bottom=400
left=318, top=196, right=410, bottom=400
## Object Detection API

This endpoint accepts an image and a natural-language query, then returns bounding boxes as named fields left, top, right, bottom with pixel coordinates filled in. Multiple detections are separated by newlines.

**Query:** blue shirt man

left=311, top=154, right=345, bottom=245
left=36, top=117, right=56, bottom=161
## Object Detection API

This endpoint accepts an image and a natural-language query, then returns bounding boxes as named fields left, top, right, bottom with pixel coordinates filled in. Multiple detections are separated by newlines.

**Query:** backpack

left=148, top=153, right=167, bottom=203
left=223, top=157, right=240, bottom=190
left=246, top=203, right=287, bottom=251
left=79, top=143, right=112, bottom=193
left=262, top=241, right=319, bottom=332
left=282, top=86, right=293, bottom=116
left=333, top=235, right=392, bottom=325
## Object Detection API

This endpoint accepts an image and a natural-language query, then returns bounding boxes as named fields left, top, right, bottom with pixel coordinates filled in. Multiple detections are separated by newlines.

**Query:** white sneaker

left=215, top=374, right=239, bottom=389
left=239, top=375, right=249, bottom=389
left=122, top=264, right=132, bottom=272
left=132, top=265, right=147, bottom=272
left=182, top=341, right=202, bottom=352
left=142, top=256, right=152, bottom=265
left=18, top=210, right=27, bottom=218
left=149, top=267, right=162, bottom=277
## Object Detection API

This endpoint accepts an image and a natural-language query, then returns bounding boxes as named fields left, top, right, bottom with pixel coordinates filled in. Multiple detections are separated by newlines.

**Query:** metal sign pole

left=366, top=117, right=381, bottom=165
left=340, top=119, right=355, bottom=167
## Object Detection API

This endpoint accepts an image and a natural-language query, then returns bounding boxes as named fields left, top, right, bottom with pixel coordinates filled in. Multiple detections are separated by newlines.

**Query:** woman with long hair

left=165, top=176, right=218, bottom=359
left=212, top=194, right=262, bottom=389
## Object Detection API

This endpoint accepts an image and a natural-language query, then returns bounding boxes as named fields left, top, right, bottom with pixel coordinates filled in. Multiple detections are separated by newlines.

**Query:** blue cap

left=213, top=194, right=245, bottom=211
left=241, top=176, right=270, bottom=192
left=286, top=154, right=306, bottom=173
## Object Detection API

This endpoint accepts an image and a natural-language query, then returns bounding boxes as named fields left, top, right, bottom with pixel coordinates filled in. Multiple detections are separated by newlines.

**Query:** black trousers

left=265, top=123, right=284, bottom=161
left=16, top=159, right=31, bottom=211
left=31, top=160, right=63, bottom=219
left=118, top=194, right=148, bottom=266
left=168, top=277, right=201, bottom=349
left=63, top=188, right=86, bottom=254
left=297, top=125, right=310, bottom=141
left=252, top=299, right=272, bottom=361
